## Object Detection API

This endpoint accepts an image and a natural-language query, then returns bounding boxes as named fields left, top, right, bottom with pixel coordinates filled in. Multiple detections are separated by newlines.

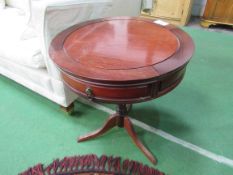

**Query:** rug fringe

left=19, top=154, right=164, bottom=175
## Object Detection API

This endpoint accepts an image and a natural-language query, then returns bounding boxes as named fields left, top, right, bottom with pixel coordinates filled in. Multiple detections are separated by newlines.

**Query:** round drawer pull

left=85, top=87, right=94, bottom=99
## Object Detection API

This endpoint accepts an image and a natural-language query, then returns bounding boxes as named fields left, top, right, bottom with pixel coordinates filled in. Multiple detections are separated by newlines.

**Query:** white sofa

left=0, top=0, right=152, bottom=107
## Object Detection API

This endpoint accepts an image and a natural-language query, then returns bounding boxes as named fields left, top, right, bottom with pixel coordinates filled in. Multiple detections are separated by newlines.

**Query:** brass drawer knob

left=85, top=87, right=94, bottom=99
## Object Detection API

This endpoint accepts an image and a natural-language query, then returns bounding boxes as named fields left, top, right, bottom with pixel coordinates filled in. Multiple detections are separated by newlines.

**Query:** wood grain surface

left=49, top=17, right=194, bottom=103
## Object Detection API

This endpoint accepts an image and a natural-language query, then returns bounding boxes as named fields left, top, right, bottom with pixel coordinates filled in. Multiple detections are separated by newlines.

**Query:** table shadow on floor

left=128, top=105, right=191, bottom=135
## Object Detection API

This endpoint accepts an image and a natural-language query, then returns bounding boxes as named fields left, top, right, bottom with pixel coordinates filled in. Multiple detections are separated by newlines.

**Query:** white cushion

left=0, top=0, right=5, bottom=9
left=5, top=0, right=30, bottom=22
left=0, top=7, right=28, bottom=34
left=21, top=26, right=37, bottom=40
left=0, top=38, right=45, bottom=68
left=0, top=7, right=45, bottom=68
left=5, top=0, right=29, bottom=12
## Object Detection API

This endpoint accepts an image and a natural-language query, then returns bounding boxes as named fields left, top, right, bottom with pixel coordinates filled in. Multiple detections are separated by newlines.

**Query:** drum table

left=49, top=17, right=194, bottom=164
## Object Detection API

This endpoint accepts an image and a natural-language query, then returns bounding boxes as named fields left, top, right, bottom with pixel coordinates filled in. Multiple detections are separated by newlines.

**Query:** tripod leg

left=78, top=114, right=118, bottom=142
left=124, top=117, right=157, bottom=164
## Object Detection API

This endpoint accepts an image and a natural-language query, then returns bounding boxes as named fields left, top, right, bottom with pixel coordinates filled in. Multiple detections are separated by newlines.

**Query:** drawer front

left=62, top=73, right=154, bottom=103
left=61, top=66, right=186, bottom=103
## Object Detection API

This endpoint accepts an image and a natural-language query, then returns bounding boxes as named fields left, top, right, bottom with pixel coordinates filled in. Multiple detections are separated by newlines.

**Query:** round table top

left=50, top=17, right=194, bottom=83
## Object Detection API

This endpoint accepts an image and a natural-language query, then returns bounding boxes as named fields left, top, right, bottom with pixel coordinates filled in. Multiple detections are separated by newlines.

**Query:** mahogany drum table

left=49, top=17, right=194, bottom=164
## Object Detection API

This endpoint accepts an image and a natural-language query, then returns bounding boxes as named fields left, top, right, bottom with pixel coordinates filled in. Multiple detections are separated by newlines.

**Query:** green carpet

left=0, top=28, right=233, bottom=175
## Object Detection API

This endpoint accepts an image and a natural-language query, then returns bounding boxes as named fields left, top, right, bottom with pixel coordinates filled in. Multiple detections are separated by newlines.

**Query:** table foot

left=124, top=117, right=157, bottom=164
left=78, top=114, right=118, bottom=142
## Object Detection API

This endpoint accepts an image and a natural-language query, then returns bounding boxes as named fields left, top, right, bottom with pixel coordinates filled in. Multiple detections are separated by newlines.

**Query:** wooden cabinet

left=201, top=0, right=233, bottom=27
left=141, top=0, right=193, bottom=26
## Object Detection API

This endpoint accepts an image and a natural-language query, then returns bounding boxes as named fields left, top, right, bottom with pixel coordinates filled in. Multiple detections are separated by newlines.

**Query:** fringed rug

left=20, top=154, right=164, bottom=175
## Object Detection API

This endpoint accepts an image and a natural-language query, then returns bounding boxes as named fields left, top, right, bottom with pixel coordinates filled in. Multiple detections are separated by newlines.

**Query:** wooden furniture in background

left=201, top=0, right=233, bottom=28
left=141, top=0, right=194, bottom=26
left=49, top=17, right=194, bottom=164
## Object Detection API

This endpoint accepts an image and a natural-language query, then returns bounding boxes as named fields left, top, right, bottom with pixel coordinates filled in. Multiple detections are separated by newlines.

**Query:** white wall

left=191, top=0, right=207, bottom=16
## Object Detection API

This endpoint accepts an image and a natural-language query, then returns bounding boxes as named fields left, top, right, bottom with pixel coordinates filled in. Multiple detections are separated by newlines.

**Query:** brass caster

left=60, top=102, right=75, bottom=115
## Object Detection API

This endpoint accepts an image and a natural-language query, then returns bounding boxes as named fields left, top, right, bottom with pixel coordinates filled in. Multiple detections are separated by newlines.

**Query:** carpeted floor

left=0, top=27, right=233, bottom=175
